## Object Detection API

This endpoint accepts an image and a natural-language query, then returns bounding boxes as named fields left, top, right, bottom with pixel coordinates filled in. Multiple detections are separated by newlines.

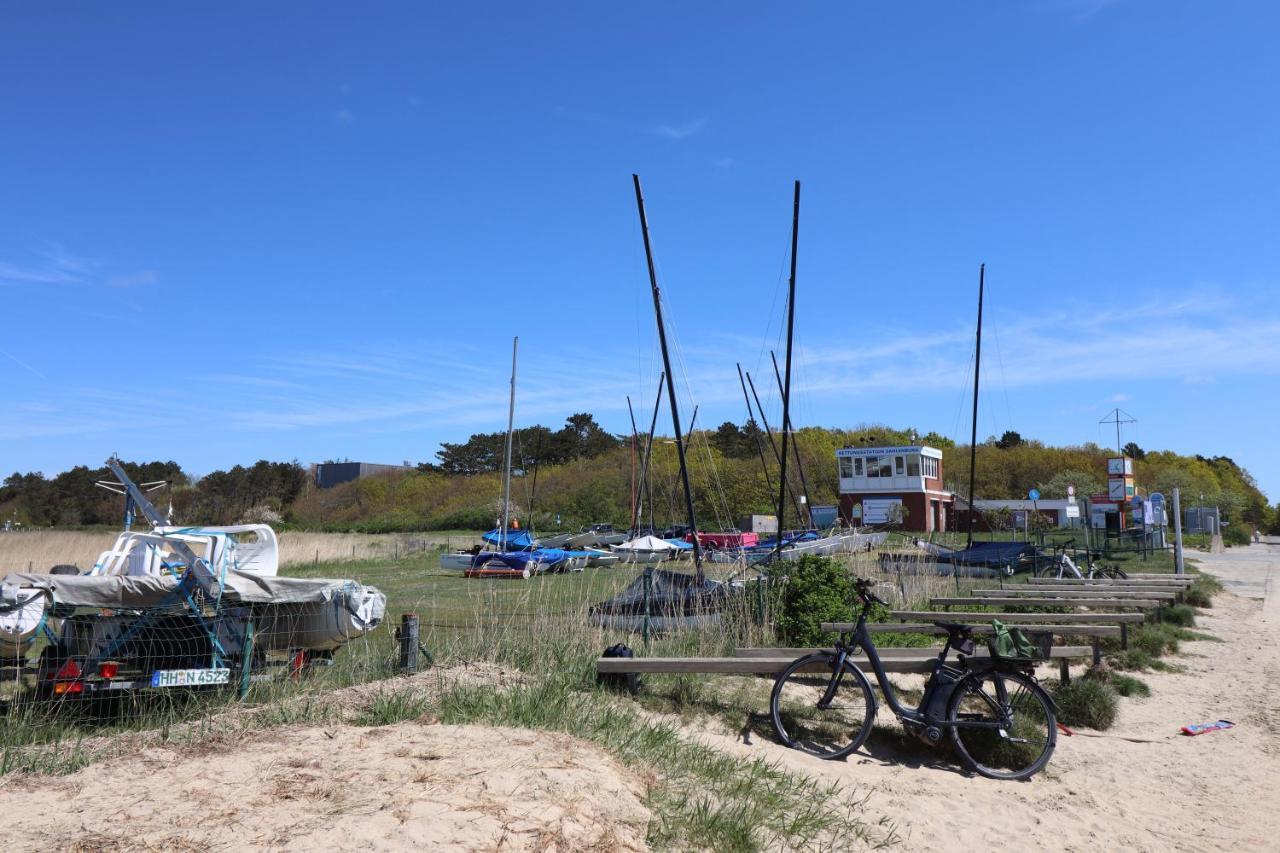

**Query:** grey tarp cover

left=0, top=571, right=370, bottom=609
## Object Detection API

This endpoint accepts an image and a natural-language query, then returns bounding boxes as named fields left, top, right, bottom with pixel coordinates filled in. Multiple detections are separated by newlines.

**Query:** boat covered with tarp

left=924, top=540, right=1038, bottom=577
left=588, top=567, right=733, bottom=632
left=0, top=569, right=386, bottom=664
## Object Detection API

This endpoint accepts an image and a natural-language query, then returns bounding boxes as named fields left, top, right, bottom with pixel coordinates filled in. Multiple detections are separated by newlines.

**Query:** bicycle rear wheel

left=947, top=669, right=1056, bottom=780
left=769, top=653, right=875, bottom=760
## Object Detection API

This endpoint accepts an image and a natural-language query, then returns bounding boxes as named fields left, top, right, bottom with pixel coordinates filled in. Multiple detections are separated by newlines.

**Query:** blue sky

left=2, top=2, right=1278, bottom=498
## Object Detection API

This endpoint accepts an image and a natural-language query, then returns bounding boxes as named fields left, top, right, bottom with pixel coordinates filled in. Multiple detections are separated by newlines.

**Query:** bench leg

left=1092, top=638, right=1101, bottom=666
left=1121, top=623, right=1128, bottom=650
left=1059, top=659, right=1070, bottom=684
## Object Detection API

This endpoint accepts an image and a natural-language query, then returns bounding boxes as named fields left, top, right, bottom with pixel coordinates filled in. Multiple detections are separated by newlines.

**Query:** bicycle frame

left=825, top=600, right=1013, bottom=732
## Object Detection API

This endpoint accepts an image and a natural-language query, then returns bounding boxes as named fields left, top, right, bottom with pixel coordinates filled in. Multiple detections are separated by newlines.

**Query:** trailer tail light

left=54, top=659, right=82, bottom=680
left=99, top=662, right=119, bottom=679
left=51, top=659, right=85, bottom=694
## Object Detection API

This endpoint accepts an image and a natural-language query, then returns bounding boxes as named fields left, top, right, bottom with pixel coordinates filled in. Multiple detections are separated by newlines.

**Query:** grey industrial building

left=314, top=462, right=411, bottom=489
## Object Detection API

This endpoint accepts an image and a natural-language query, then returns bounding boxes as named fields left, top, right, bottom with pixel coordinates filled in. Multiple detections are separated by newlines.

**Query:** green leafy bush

left=1110, top=673, right=1151, bottom=698
left=1184, top=575, right=1221, bottom=608
left=1156, top=603, right=1196, bottom=627
left=1052, top=678, right=1119, bottom=730
left=776, top=556, right=855, bottom=647
left=1130, top=624, right=1180, bottom=657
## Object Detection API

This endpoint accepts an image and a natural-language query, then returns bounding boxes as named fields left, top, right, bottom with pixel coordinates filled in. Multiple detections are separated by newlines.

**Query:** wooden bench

left=931, top=596, right=1162, bottom=609
left=971, top=587, right=1177, bottom=600
left=1026, top=577, right=1192, bottom=586
left=1015, top=585, right=1184, bottom=603
left=880, top=610, right=1141, bottom=649
left=595, top=645, right=1094, bottom=681
left=823, top=621, right=1117, bottom=664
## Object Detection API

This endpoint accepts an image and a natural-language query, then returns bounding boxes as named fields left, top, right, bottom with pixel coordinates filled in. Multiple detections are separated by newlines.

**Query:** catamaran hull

left=0, top=586, right=46, bottom=660
left=254, top=586, right=387, bottom=652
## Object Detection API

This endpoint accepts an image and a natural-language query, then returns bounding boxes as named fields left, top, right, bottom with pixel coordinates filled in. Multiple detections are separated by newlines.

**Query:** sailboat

left=435, top=338, right=569, bottom=578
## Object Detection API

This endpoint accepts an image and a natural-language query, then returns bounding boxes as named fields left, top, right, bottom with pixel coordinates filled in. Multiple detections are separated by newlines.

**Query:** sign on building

left=861, top=498, right=902, bottom=524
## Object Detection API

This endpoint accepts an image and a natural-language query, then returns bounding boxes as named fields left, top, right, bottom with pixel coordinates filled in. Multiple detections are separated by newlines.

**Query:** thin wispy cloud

left=0, top=245, right=158, bottom=291
left=653, top=117, right=708, bottom=140
left=335, top=109, right=355, bottom=124
left=5, top=288, right=1276, bottom=461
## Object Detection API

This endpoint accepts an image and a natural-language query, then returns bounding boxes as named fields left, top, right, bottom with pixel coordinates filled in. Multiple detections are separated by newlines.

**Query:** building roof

left=835, top=444, right=943, bottom=459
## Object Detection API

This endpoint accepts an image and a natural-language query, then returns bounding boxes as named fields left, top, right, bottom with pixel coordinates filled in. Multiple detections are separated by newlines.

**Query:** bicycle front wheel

left=947, top=669, right=1056, bottom=780
left=770, top=653, right=876, bottom=760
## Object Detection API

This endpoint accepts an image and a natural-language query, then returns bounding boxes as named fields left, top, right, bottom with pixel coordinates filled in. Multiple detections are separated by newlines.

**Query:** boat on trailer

left=1, top=458, right=385, bottom=698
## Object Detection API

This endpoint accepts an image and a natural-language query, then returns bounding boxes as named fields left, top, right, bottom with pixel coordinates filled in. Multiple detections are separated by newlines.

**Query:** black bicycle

left=769, top=578, right=1058, bottom=780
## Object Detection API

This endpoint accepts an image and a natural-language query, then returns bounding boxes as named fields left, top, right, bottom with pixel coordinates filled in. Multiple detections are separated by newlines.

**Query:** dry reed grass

left=0, top=529, right=484, bottom=573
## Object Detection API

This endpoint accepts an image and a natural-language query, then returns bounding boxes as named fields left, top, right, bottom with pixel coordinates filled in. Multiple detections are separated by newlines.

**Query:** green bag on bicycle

left=989, top=620, right=1041, bottom=661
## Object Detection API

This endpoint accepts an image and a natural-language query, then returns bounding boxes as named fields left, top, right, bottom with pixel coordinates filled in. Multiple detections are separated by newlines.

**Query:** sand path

left=688, top=542, right=1280, bottom=851
left=0, top=723, right=650, bottom=852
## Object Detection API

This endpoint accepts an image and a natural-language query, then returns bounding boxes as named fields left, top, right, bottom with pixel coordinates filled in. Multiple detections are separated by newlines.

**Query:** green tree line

left=3, top=418, right=1275, bottom=534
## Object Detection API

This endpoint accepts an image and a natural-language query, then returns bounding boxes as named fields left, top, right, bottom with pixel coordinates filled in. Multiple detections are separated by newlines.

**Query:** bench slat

left=597, top=647, right=1093, bottom=675
left=970, top=588, right=1174, bottom=599
left=887, top=610, right=1145, bottom=623
left=853, top=623, right=1121, bottom=638
left=931, top=597, right=1158, bottom=608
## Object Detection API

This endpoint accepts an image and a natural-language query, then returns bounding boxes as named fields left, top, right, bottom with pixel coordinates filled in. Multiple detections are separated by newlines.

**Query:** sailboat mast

left=775, top=180, right=800, bottom=559
left=632, top=174, right=702, bottom=578
left=771, top=349, right=814, bottom=529
left=747, top=369, right=805, bottom=521
left=627, top=395, right=639, bottom=528
left=966, top=264, right=984, bottom=550
left=501, top=336, right=518, bottom=549
left=737, top=363, right=778, bottom=517
left=630, top=371, right=665, bottom=535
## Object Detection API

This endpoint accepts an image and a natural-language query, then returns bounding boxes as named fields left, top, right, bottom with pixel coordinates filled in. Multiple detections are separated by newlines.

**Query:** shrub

left=1110, top=674, right=1151, bottom=698
left=1083, top=663, right=1151, bottom=698
left=1052, top=678, right=1119, bottom=730
left=1157, top=603, right=1196, bottom=627
left=776, top=556, right=855, bottom=647
left=1184, top=575, right=1221, bottom=608
left=1130, top=624, right=1179, bottom=657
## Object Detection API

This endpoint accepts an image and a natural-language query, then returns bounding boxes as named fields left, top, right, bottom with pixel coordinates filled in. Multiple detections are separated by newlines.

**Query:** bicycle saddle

left=932, top=621, right=973, bottom=636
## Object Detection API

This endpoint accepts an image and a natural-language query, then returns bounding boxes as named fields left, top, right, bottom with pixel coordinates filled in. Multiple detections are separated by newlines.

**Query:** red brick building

left=837, top=445, right=955, bottom=533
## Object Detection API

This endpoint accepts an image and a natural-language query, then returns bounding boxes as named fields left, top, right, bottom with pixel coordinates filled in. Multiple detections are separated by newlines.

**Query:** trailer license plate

left=150, top=668, right=232, bottom=688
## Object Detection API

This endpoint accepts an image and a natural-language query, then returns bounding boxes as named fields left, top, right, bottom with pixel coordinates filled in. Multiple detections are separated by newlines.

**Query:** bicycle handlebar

left=853, top=577, right=888, bottom=607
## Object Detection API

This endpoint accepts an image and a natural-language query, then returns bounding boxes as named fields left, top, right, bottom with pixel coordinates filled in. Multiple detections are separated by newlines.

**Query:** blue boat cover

left=481, top=528, right=536, bottom=550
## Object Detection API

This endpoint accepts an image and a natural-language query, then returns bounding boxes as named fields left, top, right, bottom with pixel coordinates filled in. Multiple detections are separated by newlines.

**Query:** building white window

left=854, top=457, right=863, bottom=476
left=838, top=457, right=853, bottom=479
left=922, top=456, right=938, bottom=479
left=907, top=455, right=921, bottom=477
left=879, top=458, right=892, bottom=477
left=895, top=456, right=905, bottom=475
left=866, top=457, right=880, bottom=478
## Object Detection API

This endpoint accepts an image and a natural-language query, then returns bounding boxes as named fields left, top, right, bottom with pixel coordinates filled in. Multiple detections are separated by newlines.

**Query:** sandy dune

left=0, top=723, right=649, bottom=852
left=686, top=542, right=1280, bottom=851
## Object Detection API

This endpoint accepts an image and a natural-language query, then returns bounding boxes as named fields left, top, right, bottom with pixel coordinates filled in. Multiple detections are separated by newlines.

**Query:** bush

left=776, top=556, right=855, bottom=647
left=1184, top=575, right=1221, bottom=608
left=1110, top=674, right=1151, bottom=698
left=1052, top=678, right=1119, bottom=730
left=1156, top=603, right=1196, bottom=627
left=1222, top=525, right=1251, bottom=547
left=1130, top=624, right=1180, bottom=657
left=1083, top=663, right=1151, bottom=698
